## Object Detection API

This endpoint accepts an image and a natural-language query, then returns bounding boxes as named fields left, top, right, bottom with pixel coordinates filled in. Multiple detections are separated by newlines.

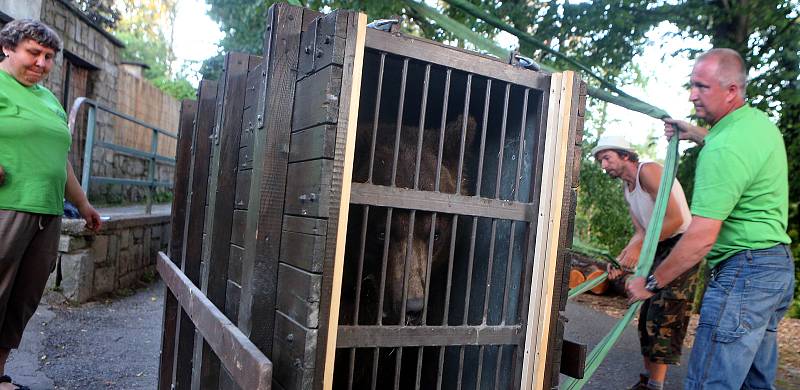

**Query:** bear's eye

left=434, top=232, right=441, bottom=241
left=377, top=231, right=386, bottom=241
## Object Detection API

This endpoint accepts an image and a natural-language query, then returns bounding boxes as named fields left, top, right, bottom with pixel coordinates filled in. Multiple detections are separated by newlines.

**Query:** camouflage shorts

left=638, top=234, right=699, bottom=365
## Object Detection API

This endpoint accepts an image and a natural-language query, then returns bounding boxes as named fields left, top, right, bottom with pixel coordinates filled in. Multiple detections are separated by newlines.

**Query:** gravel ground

left=6, top=281, right=164, bottom=389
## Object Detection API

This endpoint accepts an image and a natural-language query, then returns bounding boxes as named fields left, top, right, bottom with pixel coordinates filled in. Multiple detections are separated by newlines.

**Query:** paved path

left=6, top=282, right=164, bottom=389
left=562, top=301, right=689, bottom=389
left=7, top=279, right=692, bottom=389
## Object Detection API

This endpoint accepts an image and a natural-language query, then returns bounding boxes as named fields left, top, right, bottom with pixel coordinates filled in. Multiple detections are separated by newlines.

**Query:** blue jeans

left=685, top=244, right=795, bottom=390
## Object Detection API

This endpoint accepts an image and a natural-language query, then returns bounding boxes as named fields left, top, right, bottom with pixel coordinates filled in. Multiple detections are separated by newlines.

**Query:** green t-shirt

left=691, top=104, right=791, bottom=268
left=0, top=69, right=71, bottom=215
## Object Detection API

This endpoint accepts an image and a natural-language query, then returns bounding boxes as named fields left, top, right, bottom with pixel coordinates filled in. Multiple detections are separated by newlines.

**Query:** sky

left=170, top=0, right=709, bottom=160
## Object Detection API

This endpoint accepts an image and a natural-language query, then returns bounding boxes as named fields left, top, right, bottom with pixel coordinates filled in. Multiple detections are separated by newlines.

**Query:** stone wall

left=49, top=213, right=171, bottom=303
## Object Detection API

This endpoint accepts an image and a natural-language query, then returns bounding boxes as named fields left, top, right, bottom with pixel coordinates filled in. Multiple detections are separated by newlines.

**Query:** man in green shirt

left=627, top=48, right=794, bottom=389
left=0, top=20, right=101, bottom=390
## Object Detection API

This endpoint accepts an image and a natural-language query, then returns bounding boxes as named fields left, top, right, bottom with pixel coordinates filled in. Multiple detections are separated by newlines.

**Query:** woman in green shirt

left=0, top=19, right=101, bottom=390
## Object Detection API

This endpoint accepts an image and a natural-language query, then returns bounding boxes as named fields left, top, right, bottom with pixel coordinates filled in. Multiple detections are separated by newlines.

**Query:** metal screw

left=316, top=49, right=324, bottom=58
left=323, top=36, right=331, bottom=44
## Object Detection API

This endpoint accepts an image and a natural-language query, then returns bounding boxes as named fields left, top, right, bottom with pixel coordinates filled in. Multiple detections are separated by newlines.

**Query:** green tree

left=114, top=0, right=195, bottom=100
left=69, top=0, right=120, bottom=29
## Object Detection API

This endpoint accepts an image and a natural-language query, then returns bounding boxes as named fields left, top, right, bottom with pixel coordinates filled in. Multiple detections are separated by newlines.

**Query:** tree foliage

left=113, top=0, right=195, bottom=100
left=69, top=0, right=121, bottom=29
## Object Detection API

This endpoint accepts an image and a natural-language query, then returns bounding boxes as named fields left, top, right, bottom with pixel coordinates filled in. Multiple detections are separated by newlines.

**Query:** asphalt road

left=562, top=301, right=689, bottom=390
left=6, top=281, right=164, bottom=389
left=6, top=280, right=691, bottom=390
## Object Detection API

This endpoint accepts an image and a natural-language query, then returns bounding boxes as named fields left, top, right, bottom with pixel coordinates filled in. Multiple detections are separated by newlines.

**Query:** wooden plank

left=291, top=65, right=343, bottom=131
left=228, top=244, right=244, bottom=285
left=230, top=209, right=247, bottom=247
left=158, top=99, right=197, bottom=390
left=349, top=182, right=534, bottom=221
left=543, top=73, right=584, bottom=389
left=289, top=124, right=337, bottom=162
left=282, top=215, right=327, bottom=236
left=245, top=62, right=263, bottom=109
left=520, top=71, right=576, bottom=390
left=157, top=252, right=272, bottom=390
left=199, top=52, right=252, bottom=390
left=297, top=17, right=317, bottom=77
left=238, top=3, right=308, bottom=360
left=283, top=159, right=332, bottom=218
left=239, top=106, right=256, bottom=170
left=175, top=80, right=217, bottom=390
left=273, top=311, right=318, bottom=390
left=234, top=170, right=252, bottom=210
left=276, top=263, right=322, bottom=328
left=312, top=11, right=347, bottom=73
left=335, top=325, right=522, bottom=348
left=559, top=338, right=586, bottom=379
left=279, top=230, right=326, bottom=273
left=365, top=28, right=550, bottom=91
left=316, top=11, right=366, bottom=390
left=225, top=280, right=242, bottom=321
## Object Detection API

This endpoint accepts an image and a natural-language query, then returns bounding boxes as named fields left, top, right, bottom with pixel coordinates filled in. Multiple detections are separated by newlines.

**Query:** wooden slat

left=365, top=29, right=550, bottom=91
left=336, top=325, right=522, bottom=348
left=174, top=80, right=217, bottom=390
left=316, top=11, right=367, bottom=390
left=283, top=159, right=332, bottom=218
left=292, top=65, right=343, bottom=131
left=543, top=76, right=585, bottom=389
left=238, top=3, right=310, bottom=360
left=273, top=311, right=318, bottom=390
left=279, top=230, right=326, bottom=273
left=349, top=183, right=533, bottom=221
left=520, top=71, right=577, bottom=390
left=276, top=263, right=322, bottom=328
left=289, top=124, right=337, bottom=162
left=158, top=99, right=196, bottom=390
left=283, top=215, right=328, bottom=236
left=198, top=52, right=252, bottom=390
left=157, top=252, right=272, bottom=390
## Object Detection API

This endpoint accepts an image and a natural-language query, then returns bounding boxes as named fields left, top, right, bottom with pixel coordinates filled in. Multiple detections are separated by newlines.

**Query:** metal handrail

left=68, top=97, right=178, bottom=214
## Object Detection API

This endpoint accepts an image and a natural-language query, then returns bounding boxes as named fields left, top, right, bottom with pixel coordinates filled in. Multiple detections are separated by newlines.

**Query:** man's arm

left=638, top=163, right=685, bottom=240
left=627, top=216, right=721, bottom=302
left=608, top=209, right=645, bottom=279
left=65, top=161, right=102, bottom=231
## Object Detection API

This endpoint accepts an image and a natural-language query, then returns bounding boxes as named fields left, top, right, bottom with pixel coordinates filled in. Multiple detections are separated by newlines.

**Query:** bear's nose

left=406, top=298, right=424, bottom=313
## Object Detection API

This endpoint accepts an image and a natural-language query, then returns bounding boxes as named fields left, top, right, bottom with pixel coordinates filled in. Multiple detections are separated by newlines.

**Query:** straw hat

left=591, top=135, right=636, bottom=157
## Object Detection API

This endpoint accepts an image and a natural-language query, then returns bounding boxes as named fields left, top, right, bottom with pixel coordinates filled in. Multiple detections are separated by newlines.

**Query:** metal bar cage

left=332, top=29, right=553, bottom=390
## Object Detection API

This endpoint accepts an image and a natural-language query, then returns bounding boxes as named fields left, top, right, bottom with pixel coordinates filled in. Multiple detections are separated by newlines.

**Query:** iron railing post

left=148, top=127, right=159, bottom=214
left=81, top=104, right=97, bottom=192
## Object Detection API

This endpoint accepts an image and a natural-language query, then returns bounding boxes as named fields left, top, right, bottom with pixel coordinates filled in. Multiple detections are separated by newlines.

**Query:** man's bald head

left=695, top=48, right=747, bottom=97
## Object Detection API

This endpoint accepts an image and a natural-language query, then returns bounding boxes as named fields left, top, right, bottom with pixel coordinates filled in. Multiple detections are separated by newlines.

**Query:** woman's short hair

left=0, top=19, right=62, bottom=53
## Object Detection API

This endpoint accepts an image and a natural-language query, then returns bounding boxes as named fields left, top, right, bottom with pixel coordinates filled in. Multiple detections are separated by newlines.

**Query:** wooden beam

left=157, top=252, right=273, bottom=390
left=520, top=71, right=576, bottom=390
left=349, top=182, right=534, bottom=222
left=365, top=28, right=550, bottom=92
left=317, top=11, right=367, bottom=390
left=174, top=79, right=218, bottom=390
left=336, top=325, right=522, bottom=348
left=559, top=338, right=586, bottom=379
left=158, top=99, right=197, bottom=390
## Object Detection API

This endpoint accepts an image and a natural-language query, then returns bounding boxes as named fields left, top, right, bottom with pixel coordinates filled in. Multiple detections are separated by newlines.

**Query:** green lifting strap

left=562, top=134, right=680, bottom=389
left=402, top=0, right=671, bottom=120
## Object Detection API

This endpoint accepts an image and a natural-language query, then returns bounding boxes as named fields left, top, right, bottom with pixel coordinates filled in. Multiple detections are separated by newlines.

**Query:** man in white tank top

left=592, top=136, right=698, bottom=390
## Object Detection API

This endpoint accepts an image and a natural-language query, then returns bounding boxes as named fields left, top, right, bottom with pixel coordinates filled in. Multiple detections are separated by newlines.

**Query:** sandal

left=0, top=375, right=30, bottom=390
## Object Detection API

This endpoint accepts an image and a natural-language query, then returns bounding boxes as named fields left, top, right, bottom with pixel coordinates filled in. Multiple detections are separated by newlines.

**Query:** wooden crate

left=157, top=4, right=585, bottom=390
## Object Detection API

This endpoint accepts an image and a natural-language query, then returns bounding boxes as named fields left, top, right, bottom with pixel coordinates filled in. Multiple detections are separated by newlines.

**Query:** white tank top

left=623, top=162, right=692, bottom=237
